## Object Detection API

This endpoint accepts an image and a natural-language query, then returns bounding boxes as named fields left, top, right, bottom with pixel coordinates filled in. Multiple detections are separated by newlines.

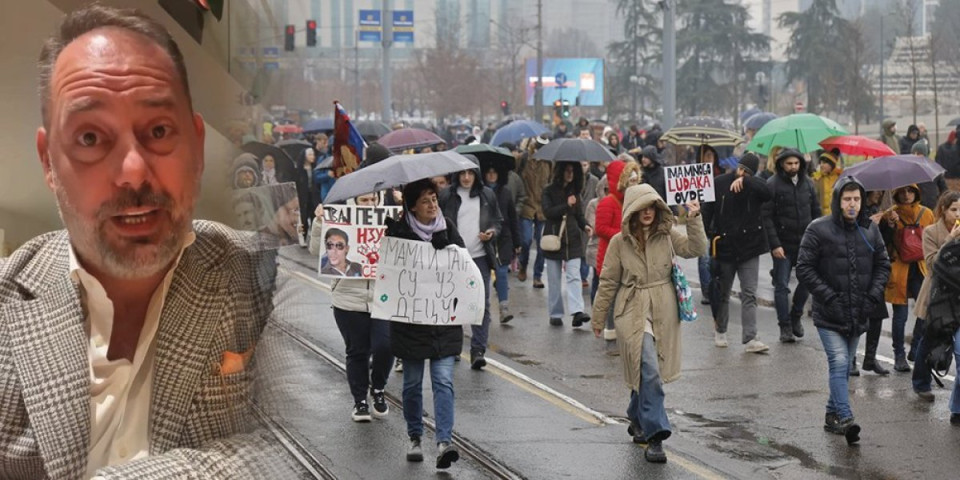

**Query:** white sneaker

left=714, top=332, right=728, bottom=348
left=744, top=339, right=770, bottom=353
left=603, top=328, right=617, bottom=340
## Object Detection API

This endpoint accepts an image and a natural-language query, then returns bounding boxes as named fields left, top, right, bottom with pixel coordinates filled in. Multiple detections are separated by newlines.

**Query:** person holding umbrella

left=880, top=184, right=936, bottom=372
left=542, top=162, right=591, bottom=327
left=385, top=178, right=464, bottom=469
left=439, top=155, right=503, bottom=370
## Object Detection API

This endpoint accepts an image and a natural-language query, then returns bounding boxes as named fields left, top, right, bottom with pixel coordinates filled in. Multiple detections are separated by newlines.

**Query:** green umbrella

left=746, top=113, right=849, bottom=155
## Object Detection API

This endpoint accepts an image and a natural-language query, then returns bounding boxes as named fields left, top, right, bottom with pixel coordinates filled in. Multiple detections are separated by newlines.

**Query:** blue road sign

left=555, top=72, right=567, bottom=88
left=393, top=10, right=414, bottom=43
left=359, top=9, right=383, bottom=42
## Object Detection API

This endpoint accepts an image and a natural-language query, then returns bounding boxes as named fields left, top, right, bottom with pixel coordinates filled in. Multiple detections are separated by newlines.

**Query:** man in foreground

left=0, top=5, right=296, bottom=478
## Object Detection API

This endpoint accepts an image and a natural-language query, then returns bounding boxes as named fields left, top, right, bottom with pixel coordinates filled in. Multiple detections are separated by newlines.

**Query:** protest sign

left=372, top=237, right=485, bottom=326
left=232, top=182, right=301, bottom=249
left=319, top=204, right=403, bottom=279
left=664, top=163, right=715, bottom=206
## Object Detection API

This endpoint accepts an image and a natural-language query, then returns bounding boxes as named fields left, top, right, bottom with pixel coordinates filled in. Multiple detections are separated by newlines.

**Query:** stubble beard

left=51, top=168, right=195, bottom=280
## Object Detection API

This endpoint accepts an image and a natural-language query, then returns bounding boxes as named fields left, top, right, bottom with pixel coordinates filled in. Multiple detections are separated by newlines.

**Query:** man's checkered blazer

left=0, top=221, right=299, bottom=479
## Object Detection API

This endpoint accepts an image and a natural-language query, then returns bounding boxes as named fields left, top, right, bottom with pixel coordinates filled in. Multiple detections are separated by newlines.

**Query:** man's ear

left=36, top=127, right=55, bottom=191
left=193, top=112, right=206, bottom=175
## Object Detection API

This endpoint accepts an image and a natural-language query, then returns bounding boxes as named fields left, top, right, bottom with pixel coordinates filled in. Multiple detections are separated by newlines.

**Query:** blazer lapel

left=149, top=242, right=227, bottom=453
left=2, top=233, right=89, bottom=480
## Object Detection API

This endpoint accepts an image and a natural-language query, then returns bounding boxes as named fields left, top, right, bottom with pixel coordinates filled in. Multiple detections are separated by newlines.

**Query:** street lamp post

left=629, top=75, right=647, bottom=124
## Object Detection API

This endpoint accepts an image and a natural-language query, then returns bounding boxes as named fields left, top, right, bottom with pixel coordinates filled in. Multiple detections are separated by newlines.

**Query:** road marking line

left=282, top=265, right=726, bottom=479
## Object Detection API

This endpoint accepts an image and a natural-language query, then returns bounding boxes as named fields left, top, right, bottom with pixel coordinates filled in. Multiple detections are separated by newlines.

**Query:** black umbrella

left=355, top=121, right=391, bottom=139
left=241, top=141, right=298, bottom=184
left=454, top=144, right=516, bottom=171
left=325, top=151, right=478, bottom=204
left=532, top=138, right=616, bottom=163
left=948, top=117, right=960, bottom=127
left=276, top=139, right=313, bottom=167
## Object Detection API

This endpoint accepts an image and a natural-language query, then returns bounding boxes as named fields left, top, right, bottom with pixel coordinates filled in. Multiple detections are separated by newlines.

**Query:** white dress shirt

left=68, top=234, right=195, bottom=478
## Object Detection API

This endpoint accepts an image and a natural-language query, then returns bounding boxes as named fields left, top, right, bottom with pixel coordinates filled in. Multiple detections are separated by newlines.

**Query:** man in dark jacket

left=911, top=140, right=947, bottom=209
left=640, top=145, right=667, bottom=202
left=936, top=125, right=960, bottom=191
left=762, top=148, right=821, bottom=343
left=541, top=162, right=590, bottom=327
left=439, top=155, right=503, bottom=370
left=796, top=177, right=891, bottom=445
left=900, top=124, right=921, bottom=155
left=702, top=154, right=772, bottom=353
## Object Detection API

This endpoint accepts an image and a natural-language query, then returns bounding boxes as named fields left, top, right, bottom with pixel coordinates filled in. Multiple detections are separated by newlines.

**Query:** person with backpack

left=911, top=191, right=960, bottom=402
left=880, top=184, right=936, bottom=372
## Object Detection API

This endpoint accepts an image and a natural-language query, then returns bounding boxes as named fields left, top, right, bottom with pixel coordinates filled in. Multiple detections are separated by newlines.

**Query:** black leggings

left=333, top=307, right=394, bottom=403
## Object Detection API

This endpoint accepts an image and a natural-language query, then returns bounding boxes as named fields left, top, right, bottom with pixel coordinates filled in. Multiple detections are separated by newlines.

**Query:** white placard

left=664, top=163, right=715, bottom=206
left=371, top=237, right=485, bottom=326
left=319, top=205, right=403, bottom=279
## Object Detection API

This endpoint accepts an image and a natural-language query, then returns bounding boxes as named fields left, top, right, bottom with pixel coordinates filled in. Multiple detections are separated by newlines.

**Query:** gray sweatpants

left=712, top=256, right=760, bottom=344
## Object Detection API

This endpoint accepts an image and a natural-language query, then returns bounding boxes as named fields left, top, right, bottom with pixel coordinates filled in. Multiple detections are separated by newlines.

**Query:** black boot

left=779, top=325, right=796, bottom=343
left=849, top=357, right=860, bottom=376
left=861, top=318, right=890, bottom=375
left=790, top=312, right=804, bottom=338
left=894, top=354, right=911, bottom=372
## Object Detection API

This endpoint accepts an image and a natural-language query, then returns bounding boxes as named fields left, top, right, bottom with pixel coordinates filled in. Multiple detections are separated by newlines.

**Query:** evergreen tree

left=779, top=0, right=849, bottom=115
left=606, top=0, right=660, bottom=121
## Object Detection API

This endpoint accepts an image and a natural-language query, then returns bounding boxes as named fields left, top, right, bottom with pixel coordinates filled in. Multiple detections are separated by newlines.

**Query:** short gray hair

left=38, top=4, right=192, bottom=126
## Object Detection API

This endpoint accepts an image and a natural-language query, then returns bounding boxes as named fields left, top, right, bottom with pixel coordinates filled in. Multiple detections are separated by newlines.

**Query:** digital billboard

left=525, top=58, right=604, bottom=107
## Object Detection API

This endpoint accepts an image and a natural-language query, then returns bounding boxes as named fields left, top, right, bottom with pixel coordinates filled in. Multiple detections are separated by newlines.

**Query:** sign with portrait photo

left=371, top=237, right=485, bottom=326
left=319, top=204, right=403, bottom=279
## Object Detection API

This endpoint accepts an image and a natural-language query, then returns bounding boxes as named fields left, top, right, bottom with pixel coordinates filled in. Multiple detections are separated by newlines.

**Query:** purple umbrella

left=840, top=155, right=945, bottom=191
left=377, top=128, right=446, bottom=152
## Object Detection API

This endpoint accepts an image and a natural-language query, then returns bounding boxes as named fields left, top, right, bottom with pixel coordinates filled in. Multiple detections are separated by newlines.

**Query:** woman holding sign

left=591, top=184, right=707, bottom=464
left=384, top=178, right=465, bottom=470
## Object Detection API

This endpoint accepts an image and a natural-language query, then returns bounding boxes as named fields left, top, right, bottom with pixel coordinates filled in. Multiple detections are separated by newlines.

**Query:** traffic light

left=500, top=100, right=509, bottom=115
left=561, top=100, right=571, bottom=118
left=284, top=24, right=295, bottom=51
left=306, top=20, right=317, bottom=47
left=553, top=100, right=562, bottom=118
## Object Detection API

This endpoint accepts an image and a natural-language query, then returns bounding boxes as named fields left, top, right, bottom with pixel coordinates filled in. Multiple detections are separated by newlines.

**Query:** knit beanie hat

left=818, top=152, right=838, bottom=168
left=738, top=153, right=760, bottom=175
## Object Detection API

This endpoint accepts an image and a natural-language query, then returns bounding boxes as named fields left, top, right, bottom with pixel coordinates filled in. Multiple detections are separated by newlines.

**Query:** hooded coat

left=880, top=119, right=900, bottom=154
left=231, top=153, right=262, bottom=189
left=762, top=151, right=821, bottom=257
left=439, top=155, right=503, bottom=265
left=900, top=125, right=920, bottom=155
left=812, top=153, right=843, bottom=217
left=640, top=146, right=667, bottom=202
left=591, top=184, right=707, bottom=388
left=484, top=164, right=521, bottom=267
left=541, top=162, right=588, bottom=261
left=796, top=177, right=891, bottom=335
left=594, top=161, right=628, bottom=275
left=519, top=156, right=553, bottom=220
left=881, top=184, right=936, bottom=305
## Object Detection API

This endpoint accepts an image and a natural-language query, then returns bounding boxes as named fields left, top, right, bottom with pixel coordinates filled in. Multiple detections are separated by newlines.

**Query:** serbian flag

left=332, top=101, right=366, bottom=178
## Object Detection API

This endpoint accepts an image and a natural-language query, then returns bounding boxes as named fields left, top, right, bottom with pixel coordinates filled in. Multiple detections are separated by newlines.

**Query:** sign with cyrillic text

left=372, top=237, right=484, bottom=326
left=319, top=205, right=403, bottom=279
left=665, top=163, right=715, bottom=206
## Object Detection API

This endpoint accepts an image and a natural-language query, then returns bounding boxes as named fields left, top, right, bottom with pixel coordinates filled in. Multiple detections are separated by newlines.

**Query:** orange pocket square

left=220, top=345, right=254, bottom=375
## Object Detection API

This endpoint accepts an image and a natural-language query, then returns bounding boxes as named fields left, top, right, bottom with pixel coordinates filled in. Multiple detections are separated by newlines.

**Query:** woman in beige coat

left=911, top=190, right=960, bottom=400
left=591, top=184, right=707, bottom=463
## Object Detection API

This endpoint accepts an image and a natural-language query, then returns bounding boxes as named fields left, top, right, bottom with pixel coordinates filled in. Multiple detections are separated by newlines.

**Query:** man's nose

left=114, top=142, right=152, bottom=189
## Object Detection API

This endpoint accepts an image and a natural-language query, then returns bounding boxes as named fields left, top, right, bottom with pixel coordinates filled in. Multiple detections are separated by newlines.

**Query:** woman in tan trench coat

left=591, top=184, right=707, bottom=463
left=911, top=190, right=960, bottom=400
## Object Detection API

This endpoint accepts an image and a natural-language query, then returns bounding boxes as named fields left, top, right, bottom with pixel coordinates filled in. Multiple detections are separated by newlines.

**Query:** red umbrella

left=377, top=128, right=445, bottom=152
left=819, top=135, right=896, bottom=158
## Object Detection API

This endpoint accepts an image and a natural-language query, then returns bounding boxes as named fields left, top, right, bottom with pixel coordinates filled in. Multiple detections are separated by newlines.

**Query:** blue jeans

left=817, top=328, right=859, bottom=420
left=546, top=258, right=584, bottom=319
left=472, top=256, right=492, bottom=353
left=333, top=308, right=393, bottom=403
left=580, top=260, right=590, bottom=282
left=697, top=255, right=712, bottom=296
left=912, top=328, right=960, bottom=413
left=773, top=253, right=810, bottom=327
left=402, top=356, right=456, bottom=443
left=519, top=218, right=545, bottom=280
left=494, top=263, right=510, bottom=303
left=626, top=333, right=672, bottom=442
left=891, top=263, right=924, bottom=357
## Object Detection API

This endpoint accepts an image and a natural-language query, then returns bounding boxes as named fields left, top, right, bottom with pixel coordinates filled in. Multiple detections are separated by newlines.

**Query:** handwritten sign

left=664, top=163, right=715, bottom=206
left=371, top=237, right=484, bottom=326
left=319, top=205, right=403, bottom=279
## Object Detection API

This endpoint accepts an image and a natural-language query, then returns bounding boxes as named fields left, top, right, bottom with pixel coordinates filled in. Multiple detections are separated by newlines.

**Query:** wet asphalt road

left=262, top=245, right=960, bottom=479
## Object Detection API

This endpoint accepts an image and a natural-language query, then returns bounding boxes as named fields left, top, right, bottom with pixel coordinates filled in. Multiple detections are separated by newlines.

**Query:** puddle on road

left=494, top=348, right=543, bottom=366
left=676, top=411, right=862, bottom=479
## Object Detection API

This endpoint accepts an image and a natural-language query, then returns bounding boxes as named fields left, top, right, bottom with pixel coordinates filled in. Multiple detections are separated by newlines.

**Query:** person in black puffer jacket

left=762, top=148, right=822, bottom=343
left=384, top=178, right=464, bottom=469
left=481, top=162, right=521, bottom=325
left=796, top=176, right=891, bottom=445
left=542, top=161, right=590, bottom=327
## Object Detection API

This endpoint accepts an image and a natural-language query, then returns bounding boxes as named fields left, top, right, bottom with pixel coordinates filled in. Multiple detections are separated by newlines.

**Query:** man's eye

left=78, top=132, right=99, bottom=147
left=151, top=125, right=169, bottom=139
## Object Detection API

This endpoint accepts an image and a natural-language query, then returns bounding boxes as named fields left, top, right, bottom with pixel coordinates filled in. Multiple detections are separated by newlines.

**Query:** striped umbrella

left=661, top=117, right=743, bottom=147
